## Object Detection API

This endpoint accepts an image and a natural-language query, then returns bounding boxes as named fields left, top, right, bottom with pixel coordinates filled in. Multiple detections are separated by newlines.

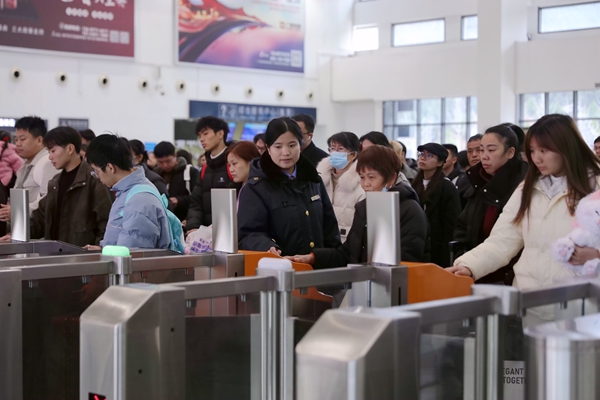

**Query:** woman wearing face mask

left=237, top=117, right=341, bottom=256
left=287, top=145, right=428, bottom=267
left=226, top=141, right=260, bottom=207
left=454, top=124, right=528, bottom=284
left=128, top=139, right=169, bottom=197
left=412, top=143, right=461, bottom=268
left=316, top=132, right=364, bottom=242
left=448, top=114, right=600, bottom=325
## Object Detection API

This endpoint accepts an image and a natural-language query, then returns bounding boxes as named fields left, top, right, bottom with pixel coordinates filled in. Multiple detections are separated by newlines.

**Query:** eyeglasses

left=90, top=166, right=106, bottom=179
left=328, top=147, right=351, bottom=153
left=417, top=152, right=436, bottom=160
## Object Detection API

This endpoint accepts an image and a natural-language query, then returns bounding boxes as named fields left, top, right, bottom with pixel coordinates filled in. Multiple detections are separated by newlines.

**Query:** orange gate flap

left=239, top=251, right=332, bottom=303
left=404, top=262, right=473, bottom=304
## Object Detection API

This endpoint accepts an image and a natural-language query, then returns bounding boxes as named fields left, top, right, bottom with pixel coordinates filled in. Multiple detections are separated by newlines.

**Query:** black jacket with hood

left=238, top=152, right=341, bottom=256
left=312, top=183, right=428, bottom=269
left=454, top=158, right=528, bottom=284
left=186, top=147, right=238, bottom=230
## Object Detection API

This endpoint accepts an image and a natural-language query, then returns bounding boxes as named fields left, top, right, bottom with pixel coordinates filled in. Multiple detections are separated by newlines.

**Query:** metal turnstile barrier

left=296, top=278, right=600, bottom=400
left=525, top=313, right=600, bottom=400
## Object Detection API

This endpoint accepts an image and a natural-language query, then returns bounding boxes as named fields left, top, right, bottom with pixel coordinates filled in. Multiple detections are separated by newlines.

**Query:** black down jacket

left=186, top=146, right=239, bottom=230
left=454, top=158, right=528, bottom=284
left=312, top=183, right=429, bottom=269
left=422, top=178, right=461, bottom=268
left=238, top=152, right=341, bottom=256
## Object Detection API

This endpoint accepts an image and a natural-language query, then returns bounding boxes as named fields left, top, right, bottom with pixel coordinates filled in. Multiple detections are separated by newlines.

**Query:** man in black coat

left=292, top=114, right=328, bottom=167
left=153, top=141, right=199, bottom=222
left=186, top=116, right=239, bottom=232
left=443, top=144, right=471, bottom=209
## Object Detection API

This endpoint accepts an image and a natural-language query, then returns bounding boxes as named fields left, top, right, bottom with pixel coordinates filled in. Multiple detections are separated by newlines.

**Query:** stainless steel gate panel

left=525, top=314, right=600, bottom=400
left=296, top=307, right=421, bottom=400
left=80, top=284, right=185, bottom=400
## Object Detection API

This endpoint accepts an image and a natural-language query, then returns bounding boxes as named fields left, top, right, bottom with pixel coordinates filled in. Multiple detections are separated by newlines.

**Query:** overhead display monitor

left=0, top=0, right=134, bottom=57
left=177, top=0, right=304, bottom=73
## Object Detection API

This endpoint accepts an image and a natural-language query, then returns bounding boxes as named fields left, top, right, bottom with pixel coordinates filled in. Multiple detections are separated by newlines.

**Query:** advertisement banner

left=178, top=0, right=304, bottom=73
left=0, top=0, right=134, bottom=57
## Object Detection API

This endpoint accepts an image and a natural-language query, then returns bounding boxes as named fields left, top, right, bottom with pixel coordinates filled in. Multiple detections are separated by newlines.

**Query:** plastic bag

left=185, top=225, right=213, bottom=253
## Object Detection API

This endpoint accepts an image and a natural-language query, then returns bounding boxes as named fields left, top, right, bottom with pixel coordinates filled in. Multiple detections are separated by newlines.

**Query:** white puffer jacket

left=317, top=158, right=365, bottom=242
left=455, top=176, right=600, bottom=321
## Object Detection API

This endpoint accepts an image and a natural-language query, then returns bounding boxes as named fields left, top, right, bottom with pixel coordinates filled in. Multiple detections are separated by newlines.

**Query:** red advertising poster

left=0, top=0, right=134, bottom=57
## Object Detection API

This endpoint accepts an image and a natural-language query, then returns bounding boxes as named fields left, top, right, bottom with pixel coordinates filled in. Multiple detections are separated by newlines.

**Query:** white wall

left=0, top=0, right=353, bottom=148
left=332, top=0, right=600, bottom=134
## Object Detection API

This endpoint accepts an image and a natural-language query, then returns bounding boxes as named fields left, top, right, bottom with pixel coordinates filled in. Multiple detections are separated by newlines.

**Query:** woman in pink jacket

left=0, top=131, right=24, bottom=189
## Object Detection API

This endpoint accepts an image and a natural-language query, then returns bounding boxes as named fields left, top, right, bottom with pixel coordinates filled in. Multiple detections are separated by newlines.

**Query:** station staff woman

left=448, top=114, right=600, bottom=325
left=237, top=117, right=341, bottom=256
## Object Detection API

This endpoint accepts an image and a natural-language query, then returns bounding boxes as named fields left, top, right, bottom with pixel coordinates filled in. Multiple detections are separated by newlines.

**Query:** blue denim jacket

left=100, top=168, right=171, bottom=249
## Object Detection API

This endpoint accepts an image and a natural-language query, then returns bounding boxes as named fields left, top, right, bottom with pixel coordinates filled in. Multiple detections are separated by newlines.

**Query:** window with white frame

left=539, top=2, right=600, bottom=33
left=461, top=15, right=478, bottom=40
left=519, top=89, right=600, bottom=146
left=383, top=97, right=478, bottom=159
left=353, top=26, right=379, bottom=51
left=392, top=19, right=445, bottom=47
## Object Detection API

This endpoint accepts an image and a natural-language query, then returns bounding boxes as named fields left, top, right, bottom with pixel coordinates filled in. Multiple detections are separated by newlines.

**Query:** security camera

left=176, top=80, right=186, bottom=92
left=211, top=83, right=220, bottom=94
left=10, top=67, right=21, bottom=81
left=139, top=77, right=149, bottom=90
left=245, top=86, right=253, bottom=97
left=276, top=88, right=285, bottom=99
left=307, top=90, right=314, bottom=100
left=57, top=71, right=68, bottom=84
left=98, top=74, right=109, bottom=87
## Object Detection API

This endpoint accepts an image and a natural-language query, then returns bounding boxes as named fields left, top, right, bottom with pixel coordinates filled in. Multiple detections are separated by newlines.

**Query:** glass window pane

left=384, top=101, right=394, bottom=126
left=548, top=91, right=574, bottom=116
left=469, top=123, right=478, bottom=137
left=420, top=98, right=442, bottom=124
left=445, top=97, right=467, bottom=123
left=520, top=93, right=545, bottom=122
left=393, top=126, right=417, bottom=159
left=395, top=100, right=418, bottom=124
left=521, top=120, right=535, bottom=129
left=444, top=124, right=467, bottom=151
left=353, top=26, right=379, bottom=51
left=419, top=125, right=442, bottom=144
left=469, top=97, right=478, bottom=123
left=383, top=126, right=394, bottom=139
left=577, top=119, right=600, bottom=146
left=393, top=19, right=445, bottom=47
left=577, top=90, right=600, bottom=119
left=394, top=125, right=417, bottom=138
left=539, top=3, right=600, bottom=33
left=462, top=15, right=478, bottom=40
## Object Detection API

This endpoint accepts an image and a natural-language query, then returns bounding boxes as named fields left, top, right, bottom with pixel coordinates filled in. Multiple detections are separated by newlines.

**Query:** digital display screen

left=89, top=393, right=107, bottom=400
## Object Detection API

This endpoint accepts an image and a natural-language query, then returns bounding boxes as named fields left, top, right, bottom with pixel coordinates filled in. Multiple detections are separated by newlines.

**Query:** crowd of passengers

left=3, top=113, right=600, bottom=325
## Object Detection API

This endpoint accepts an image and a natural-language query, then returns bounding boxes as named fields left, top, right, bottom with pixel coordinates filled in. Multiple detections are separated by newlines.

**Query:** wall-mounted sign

left=58, top=118, right=89, bottom=131
left=178, top=0, right=304, bottom=73
left=0, top=117, right=17, bottom=133
left=189, top=100, right=316, bottom=123
left=0, top=0, right=134, bottom=57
